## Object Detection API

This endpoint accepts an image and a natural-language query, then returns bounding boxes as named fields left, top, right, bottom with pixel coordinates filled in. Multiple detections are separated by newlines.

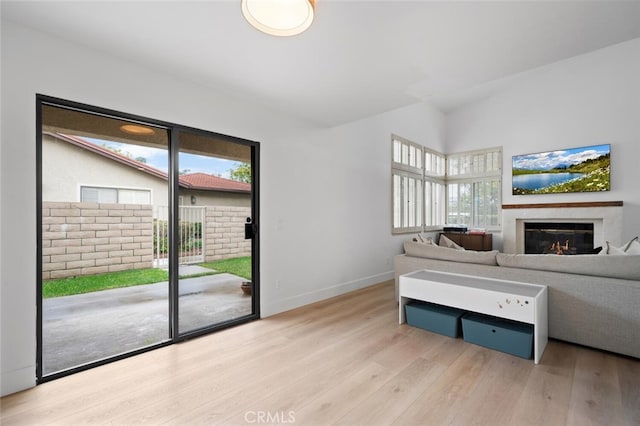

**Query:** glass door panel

left=40, top=104, right=171, bottom=376
left=177, top=130, right=254, bottom=334
left=38, top=98, right=260, bottom=381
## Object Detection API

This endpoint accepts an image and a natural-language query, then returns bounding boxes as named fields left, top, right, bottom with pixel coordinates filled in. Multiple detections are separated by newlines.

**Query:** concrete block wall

left=205, top=206, right=252, bottom=262
left=42, top=202, right=153, bottom=279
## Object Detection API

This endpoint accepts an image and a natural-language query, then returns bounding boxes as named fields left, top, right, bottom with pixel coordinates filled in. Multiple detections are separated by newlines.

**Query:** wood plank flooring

left=2, top=280, right=639, bottom=425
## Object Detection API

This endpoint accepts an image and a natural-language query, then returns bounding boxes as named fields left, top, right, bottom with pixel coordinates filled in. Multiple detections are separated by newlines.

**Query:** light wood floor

left=2, top=280, right=639, bottom=425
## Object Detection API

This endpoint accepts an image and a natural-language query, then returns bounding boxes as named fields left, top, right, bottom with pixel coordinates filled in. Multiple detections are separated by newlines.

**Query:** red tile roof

left=180, top=172, right=251, bottom=192
left=46, top=132, right=251, bottom=193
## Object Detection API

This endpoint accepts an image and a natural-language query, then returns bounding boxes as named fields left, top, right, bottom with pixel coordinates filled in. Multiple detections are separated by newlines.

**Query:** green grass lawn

left=43, top=256, right=252, bottom=298
left=200, top=256, right=251, bottom=280
left=513, top=167, right=610, bottom=195
left=43, top=268, right=169, bottom=298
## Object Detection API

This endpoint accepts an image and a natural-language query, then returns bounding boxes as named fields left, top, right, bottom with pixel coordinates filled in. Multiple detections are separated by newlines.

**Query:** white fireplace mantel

left=502, top=201, right=623, bottom=254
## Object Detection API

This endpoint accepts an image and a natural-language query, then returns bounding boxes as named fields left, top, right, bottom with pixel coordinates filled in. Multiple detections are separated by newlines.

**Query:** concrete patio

left=42, top=268, right=253, bottom=375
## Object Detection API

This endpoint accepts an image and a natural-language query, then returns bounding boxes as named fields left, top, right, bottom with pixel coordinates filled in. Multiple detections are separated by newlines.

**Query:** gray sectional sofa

left=394, top=241, right=640, bottom=359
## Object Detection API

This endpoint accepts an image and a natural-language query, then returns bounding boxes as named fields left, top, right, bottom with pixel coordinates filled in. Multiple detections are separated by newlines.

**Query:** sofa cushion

left=496, top=253, right=640, bottom=281
left=404, top=241, right=498, bottom=265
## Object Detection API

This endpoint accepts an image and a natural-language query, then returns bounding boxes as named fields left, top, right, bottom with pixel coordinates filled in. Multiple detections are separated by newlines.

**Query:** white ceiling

left=3, top=1, right=640, bottom=127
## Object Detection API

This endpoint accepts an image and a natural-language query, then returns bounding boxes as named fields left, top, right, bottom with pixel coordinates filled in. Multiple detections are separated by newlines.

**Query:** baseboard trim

left=261, top=270, right=393, bottom=317
left=1, top=365, right=36, bottom=397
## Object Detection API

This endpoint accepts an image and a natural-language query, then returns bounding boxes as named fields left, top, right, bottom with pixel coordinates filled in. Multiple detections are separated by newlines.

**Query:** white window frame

left=392, top=135, right=424, bottom=234
left=423, top=147, right=446, bottom=230
left=392, top=137, right=502, bottom=234
left=446, top=147, right=502, bottom=230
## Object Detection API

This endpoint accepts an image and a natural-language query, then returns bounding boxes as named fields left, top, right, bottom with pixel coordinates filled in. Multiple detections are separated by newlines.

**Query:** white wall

left=0, top=21, right=443, bottom=395
left=445, top=38, right=640, bottom=250
left=260, top=102, right=445, bottom=315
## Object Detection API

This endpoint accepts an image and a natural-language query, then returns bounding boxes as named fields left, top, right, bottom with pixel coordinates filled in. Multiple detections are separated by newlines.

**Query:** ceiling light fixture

left=241, top=0, right=315, bottom=37
left=120, top=124, right=155, bottom=136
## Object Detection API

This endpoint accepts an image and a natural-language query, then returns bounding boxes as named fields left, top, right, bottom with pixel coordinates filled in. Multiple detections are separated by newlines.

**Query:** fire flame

left=550, top=240, right=570, bottom=255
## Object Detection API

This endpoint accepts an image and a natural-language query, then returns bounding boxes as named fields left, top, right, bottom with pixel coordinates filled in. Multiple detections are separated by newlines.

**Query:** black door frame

left=36, top=95, right=260, bottom=383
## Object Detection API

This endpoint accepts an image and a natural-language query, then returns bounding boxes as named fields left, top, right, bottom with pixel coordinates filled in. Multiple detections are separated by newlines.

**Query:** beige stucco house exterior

left=41, top=132, right=252, bottom=278
left=43, top=132, right=251, bottom=208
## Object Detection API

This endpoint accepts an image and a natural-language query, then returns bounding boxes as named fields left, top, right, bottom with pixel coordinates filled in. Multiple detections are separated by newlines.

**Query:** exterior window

left=392, top=136, right=501, bottom=233
left=80, top=186, right=151, bottom=204
left=392, top=172, right=423, bottom=232
left=472, top=179, right=501, bottom=228
left=392, top=135, right=424, bottom=233
left=446, top=182, right=471, bottom=225
left=446, top=148, right=502, bottom=229
left=424, top=179, right=445, bottom=227
left=424, top=147, right=445, bottom=228
left=392, top=136, right=423, bottom=173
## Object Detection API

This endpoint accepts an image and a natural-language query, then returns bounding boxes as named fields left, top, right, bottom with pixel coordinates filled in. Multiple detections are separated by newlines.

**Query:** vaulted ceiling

left=4, top=1, right=640, bottom=126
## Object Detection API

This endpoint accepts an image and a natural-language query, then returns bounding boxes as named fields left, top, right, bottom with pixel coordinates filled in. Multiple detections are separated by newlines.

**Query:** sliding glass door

left=37, top=97, right=259, bottom=381
left=176, top=130, right=255, bottom=335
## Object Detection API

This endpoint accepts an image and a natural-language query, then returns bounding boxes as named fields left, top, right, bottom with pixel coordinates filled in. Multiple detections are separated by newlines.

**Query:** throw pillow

left=606, top=242, right=626, bottom=255
left=600, top=237, right=640, bottom=255
left=625, top=237, right=640, bottom=254
left=439, top=234, right=464, bottom=250
left=414, top=234, right=435, bottom=245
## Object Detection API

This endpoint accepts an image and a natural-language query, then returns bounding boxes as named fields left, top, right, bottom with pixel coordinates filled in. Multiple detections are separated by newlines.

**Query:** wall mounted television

left=512, top=144, right=610, bottom=195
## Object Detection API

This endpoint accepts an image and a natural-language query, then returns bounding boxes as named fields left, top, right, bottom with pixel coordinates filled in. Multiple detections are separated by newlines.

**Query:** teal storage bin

left=405, top=301, right=465, bottom=338
left=461, top=313, right=533, bottom=359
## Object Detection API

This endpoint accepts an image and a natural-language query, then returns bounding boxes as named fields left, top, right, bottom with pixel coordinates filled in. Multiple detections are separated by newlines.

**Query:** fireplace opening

left=524, top=222, right=594, bottom=255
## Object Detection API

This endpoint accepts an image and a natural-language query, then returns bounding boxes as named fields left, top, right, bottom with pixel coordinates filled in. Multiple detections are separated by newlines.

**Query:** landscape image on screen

left=512, top=144, right=610, bottom=195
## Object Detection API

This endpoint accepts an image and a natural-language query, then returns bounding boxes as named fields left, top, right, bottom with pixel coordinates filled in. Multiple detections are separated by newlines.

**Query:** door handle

left=245, top=217, right=257, bottom=239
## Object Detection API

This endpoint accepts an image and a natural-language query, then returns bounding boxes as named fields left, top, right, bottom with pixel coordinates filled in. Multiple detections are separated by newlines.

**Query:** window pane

left=463, top=155, right=472, bottom=175
left=448, top=182, right=472, bottom=225
left=408, top=177, right=415, bottom=226
left=177, top=129, right=253, bottom=334
left=447, top=183, right=458, bottom=224
left=393, top=140, right=402, bottom=163
left=393, top=174, right=401, bottom=228
left=80, top=187, right=99, bottom=203
left=494, top=180, right=500, bottom=226
left=80, top=186, right=117, bottom=203
left=100, top=188, right=118, bottom=203
left=409, top=145, right=416, bottom=168
left=460, top=183, right=471, bottom=225
left=435, top=182, right=444, bottom=225
left=425, top=180, right=443, bottom=227
left=416, top=179, right=423, bottom=228
left=119, top=189, right=151, bottom=205
left=402, top=176, right=409, bottom=227
left=486, top=151, right=501, bottom=172
left=449, top=158, right=458, bottom=176
left=41, top=106, right=169, bottom=377
left=473, top=181, right=485, bottom=226
left=425, top=151, right=445, bottom=178
left=474, top=154, right=484, bottom=174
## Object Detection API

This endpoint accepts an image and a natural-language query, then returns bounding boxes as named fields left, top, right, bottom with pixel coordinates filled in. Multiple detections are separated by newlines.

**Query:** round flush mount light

left=120, top=124, right=155, bottom=136
left=241, top=0, right=315, bottom=37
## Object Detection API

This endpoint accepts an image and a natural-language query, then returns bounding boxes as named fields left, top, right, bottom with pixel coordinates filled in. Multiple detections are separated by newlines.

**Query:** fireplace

left=524, top=222, right=594, bottom=255
left=502, top=201, right=623, bottom=254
